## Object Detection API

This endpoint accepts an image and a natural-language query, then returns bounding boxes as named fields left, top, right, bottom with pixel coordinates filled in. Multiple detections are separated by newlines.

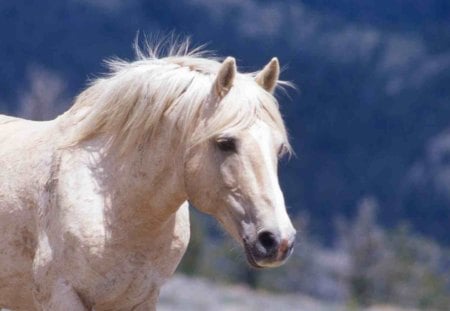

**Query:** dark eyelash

left=216, top=137, right=237, bottom=152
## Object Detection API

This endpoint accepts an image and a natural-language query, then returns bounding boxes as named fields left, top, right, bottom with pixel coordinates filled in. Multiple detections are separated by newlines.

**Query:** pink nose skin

left=276, top=238, right=291, bottom=261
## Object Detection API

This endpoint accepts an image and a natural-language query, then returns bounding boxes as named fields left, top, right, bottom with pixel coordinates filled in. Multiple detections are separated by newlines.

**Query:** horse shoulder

left=0, top=117, right=62, bottom=310
left=32, top=147, right=112, bottom=307
left=41, top=147, right=109, bottom=256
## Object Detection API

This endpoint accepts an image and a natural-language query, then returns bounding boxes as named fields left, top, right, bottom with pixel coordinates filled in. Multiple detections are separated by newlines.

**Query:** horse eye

left=216, top=137, right=236, bottom=152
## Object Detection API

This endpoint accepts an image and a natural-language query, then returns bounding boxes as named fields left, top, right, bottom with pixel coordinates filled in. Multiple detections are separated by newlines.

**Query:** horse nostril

left=257, top=231, right=279, bottom=253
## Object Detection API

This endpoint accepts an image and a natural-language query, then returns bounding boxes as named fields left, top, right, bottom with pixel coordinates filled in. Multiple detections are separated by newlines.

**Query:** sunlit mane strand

left=63, top=39, right=292, bottom=156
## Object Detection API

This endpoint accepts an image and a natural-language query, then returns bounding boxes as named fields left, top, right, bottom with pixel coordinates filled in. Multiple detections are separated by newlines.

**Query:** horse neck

left=92, top=123, right=188, bottom=239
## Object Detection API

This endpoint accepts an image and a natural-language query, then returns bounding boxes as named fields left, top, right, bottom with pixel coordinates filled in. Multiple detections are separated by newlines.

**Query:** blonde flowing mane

left=63, top=40, right=291, bottom=155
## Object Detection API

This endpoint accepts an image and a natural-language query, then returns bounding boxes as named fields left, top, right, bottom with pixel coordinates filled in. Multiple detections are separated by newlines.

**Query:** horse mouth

left=243, top=240, right=264, bottom=268
left=243, top=238, right=294, bottom=268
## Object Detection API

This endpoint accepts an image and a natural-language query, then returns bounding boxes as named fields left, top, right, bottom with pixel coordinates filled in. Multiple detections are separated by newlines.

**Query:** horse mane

left=62, top=39, right=292, bottom=156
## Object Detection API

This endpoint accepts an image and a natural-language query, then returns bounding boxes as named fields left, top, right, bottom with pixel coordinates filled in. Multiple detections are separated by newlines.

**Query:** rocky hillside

left=159, top=275, right=417, bottom=311
left=1, top=0, right=450, bottom=243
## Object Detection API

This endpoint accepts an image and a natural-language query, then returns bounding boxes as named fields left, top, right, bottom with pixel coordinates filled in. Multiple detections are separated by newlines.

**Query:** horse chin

left=243, top=242, right=264, bottom=268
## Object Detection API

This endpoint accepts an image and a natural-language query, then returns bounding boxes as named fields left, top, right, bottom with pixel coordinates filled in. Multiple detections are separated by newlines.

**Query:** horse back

left=0, top=112, right=57, bottom=216
left=0, top=114, right=19, bottom=123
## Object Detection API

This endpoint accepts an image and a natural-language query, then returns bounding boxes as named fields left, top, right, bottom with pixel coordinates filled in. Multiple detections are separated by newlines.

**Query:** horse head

left=184, top=57, right=296, bottom=268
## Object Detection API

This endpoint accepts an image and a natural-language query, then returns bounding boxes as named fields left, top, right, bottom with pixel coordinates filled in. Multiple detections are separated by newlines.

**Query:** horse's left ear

left=214, top=57, right=236, bottom=97
left=255, top=57, right=280, bottom=93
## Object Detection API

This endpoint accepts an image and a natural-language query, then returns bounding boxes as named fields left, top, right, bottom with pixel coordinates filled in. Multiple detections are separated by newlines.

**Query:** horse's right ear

left=214, top=57, right=236, bottom=98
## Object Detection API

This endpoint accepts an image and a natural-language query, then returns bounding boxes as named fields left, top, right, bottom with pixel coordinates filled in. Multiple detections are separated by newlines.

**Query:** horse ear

left=255, top=57, right=280, bottom=93
left=214, top=57, right=236, bottom=97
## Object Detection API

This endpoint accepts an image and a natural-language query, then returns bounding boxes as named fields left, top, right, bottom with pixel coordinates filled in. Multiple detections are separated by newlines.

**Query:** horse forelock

left=63, top=41, right=291, bottom=156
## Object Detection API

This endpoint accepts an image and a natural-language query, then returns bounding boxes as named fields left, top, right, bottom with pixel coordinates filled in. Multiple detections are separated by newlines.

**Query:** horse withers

left=0, top=42, right=296, bottom=310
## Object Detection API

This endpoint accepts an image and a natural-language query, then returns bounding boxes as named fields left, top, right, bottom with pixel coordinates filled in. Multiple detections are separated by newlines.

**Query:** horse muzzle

left=243, top=230, right=296, bottom=268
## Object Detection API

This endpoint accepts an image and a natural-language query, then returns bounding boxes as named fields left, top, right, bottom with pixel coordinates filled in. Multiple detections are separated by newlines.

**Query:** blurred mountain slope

left=159, top=274, right=418, bottom=311
left=1, top=0, right=449, bottom=242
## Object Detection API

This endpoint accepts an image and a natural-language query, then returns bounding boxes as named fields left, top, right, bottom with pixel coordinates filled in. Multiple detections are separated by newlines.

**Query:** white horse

left=0, top=42, right=296, bottom=310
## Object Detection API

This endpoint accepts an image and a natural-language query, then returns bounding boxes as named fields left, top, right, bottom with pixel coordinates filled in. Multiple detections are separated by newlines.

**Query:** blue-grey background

left=1, top=1, right=450, bottom=308
left=2, top=0, right=449, bottom=242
